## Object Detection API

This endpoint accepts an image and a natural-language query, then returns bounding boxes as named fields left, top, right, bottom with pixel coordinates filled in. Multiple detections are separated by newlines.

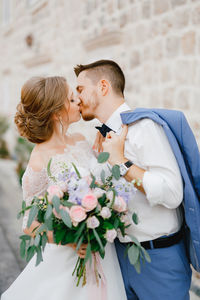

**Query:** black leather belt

left=140, top=229, right=183, bottom=250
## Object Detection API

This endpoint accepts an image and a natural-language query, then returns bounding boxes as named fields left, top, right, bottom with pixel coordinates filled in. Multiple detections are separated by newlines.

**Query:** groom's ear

left=99, top=79, right=109, bottom=96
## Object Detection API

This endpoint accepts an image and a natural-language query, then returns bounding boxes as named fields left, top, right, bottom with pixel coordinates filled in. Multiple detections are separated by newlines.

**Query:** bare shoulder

left=28, top=148, right=46, bottom=172
left=71, top=132, right=86, bottom=142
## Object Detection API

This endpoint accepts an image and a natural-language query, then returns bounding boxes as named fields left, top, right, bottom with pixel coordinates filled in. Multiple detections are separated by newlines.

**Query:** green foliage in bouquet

left=18, top=152, right=151, bottom=286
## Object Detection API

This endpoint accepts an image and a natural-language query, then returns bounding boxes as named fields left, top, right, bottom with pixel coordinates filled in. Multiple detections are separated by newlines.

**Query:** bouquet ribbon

left=86, top=253, right=107, bottom=300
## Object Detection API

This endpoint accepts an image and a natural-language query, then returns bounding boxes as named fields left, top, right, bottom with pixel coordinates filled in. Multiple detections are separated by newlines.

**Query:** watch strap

left=124, top=160, right=133, bottom=168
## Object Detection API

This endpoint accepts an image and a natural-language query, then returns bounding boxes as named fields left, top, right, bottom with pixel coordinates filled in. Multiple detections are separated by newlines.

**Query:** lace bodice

left=21, top=140, right=108, bottom=228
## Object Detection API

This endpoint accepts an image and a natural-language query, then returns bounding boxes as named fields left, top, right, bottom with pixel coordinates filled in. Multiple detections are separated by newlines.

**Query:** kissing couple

left=1, top=60, right=191, bottom=300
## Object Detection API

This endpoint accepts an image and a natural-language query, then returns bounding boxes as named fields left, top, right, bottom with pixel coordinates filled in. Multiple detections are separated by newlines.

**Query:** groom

left=74, top=60, right=192, bottom=300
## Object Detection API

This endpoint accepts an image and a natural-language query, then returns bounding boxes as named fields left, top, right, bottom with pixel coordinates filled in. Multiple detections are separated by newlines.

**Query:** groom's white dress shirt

left=105, top=103, right=183, bottom=243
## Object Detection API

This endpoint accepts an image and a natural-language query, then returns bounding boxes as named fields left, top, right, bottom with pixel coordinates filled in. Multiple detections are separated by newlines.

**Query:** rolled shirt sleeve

left=129, top=119, right=183, bottom=209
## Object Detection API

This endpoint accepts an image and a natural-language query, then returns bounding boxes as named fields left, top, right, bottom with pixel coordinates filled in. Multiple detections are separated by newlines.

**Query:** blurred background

left=0, top=0, right=200, bottom=298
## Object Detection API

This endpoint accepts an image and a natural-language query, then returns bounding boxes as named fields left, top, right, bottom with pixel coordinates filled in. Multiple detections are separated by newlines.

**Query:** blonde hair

left=15, top=76, right=69, bottom=143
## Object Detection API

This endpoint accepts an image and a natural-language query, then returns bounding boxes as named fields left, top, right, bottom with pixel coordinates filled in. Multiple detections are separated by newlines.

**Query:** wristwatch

left=119, top=160, right=133, bottom=176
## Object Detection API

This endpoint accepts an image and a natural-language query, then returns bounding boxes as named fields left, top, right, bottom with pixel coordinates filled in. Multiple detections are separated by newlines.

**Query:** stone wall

left=0, top=0, right=199, bottom=148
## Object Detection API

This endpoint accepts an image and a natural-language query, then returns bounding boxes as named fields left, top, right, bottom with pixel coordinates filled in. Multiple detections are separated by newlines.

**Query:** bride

left=1, top=76, right=127, bottom=300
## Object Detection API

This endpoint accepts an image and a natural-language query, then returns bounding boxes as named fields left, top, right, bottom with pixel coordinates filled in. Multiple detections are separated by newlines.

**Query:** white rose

left=105, top=229, right=117, bottom=243
left=100, top=207, right=111, bottom=219
left=86, top=216, right=100, bottom=229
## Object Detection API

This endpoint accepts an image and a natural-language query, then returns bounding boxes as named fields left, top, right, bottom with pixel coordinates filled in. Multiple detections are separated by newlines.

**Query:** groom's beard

left=80, top=93, right=98, bottom=121
left=80, top=108, right=95, bottom=121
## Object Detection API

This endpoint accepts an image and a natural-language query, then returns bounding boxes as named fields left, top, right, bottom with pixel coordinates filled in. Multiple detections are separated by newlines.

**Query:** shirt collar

left=105, top=103, right=131, bottom=133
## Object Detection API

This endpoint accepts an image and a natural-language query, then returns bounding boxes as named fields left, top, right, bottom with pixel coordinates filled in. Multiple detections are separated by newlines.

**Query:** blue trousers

left=115, top=238, right=192, bottom=300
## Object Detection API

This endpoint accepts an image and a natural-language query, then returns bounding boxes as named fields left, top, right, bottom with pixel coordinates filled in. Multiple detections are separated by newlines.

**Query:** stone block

left=175, top=89, right=191, bottom=109
left=171, top=0, right=187, bottom=7
left=130, top=50, right=141, bottom=68
left=154, top=0, right=170, bottom=15
left=166, top=36, right=180, bottom=57
left=181, top=31, right=196, bottom=55
left=142, top=0, right=152, bottom=19
left=192, top=5, right=200, bottom=25
left=133, top=23, right=147, bottom=45
left=163, top=87, right=175, bottom=108
left=173, top=8, right=190, bottom=29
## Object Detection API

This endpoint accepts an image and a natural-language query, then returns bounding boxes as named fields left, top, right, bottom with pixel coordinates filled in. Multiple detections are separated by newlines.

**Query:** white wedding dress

left=1, top=140, right=127, bottom=300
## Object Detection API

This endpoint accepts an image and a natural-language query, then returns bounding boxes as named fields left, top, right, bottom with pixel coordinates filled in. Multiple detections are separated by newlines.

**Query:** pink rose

left=105, top=229, right=117, bottom=243
left=47, top=185, right=64, bottom=203
left=86, top=216, right=100, bottom=229
left=53, top=205, right=69, bottom=219
left=69, top=205, right=87, bottom=223
left=81, top=193, right=98, bottom=211
left=100, top=207, right=111, bottom=219
left=113, top=196, right=127, bottom=213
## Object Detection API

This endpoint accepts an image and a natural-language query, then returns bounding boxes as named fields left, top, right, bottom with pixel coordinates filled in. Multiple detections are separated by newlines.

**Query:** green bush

left=0, top=115, right=10, bottom=159
left=15, top=137, right=34, bottom=185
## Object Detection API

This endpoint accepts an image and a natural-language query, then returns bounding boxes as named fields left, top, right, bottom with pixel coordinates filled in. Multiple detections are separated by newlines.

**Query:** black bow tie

left=95, top=124, right=114, bottom=137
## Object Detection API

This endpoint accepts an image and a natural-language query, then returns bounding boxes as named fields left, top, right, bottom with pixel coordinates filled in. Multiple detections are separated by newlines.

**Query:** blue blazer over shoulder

left=120, top=108, right=200, bottom=272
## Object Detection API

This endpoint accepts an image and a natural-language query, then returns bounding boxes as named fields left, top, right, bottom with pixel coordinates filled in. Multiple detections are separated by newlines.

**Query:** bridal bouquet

left=18, top=152, right=150, bottom=286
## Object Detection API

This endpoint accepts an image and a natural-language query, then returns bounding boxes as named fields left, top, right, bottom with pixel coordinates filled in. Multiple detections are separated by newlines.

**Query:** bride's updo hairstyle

left=15, top=76, right=69, bottom=143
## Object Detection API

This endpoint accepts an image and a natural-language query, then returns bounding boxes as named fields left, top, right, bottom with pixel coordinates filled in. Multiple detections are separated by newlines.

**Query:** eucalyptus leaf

left=72, top=162, right=81, bottom=179
left=19, top=234, right=31, bottom=241
left=34, top=234, right=41, bottom=247
left=100, top=170, right=106, bottom=184
left=84, top=243, right=92, bottom=266
left=36, top=246, right=43, bottom=266
left=36, top=223, right=47, bottom=234
left=17, top=212, right=22, bottom=219
left=74, top=222, right=86, bottom=244
left=47, top=158, right=52, bottom=177
left=90, top=173, right=97, bottom=189
left=62, top=201, right=75, bottom=208
left=26, top=246, right=36, bottom=262
left=20, top=239, right=26, bottom=259
left=128, top=244, right=140, bottom=266
left=97, top=152, right=110, bottom=163
left=76, top=235, right=84, bottom=251
left=52, top=196, right=60, bottom=213
left=27, top=205, right=39, bottom=228
left=22, top=200, right=26, bottom=210
left=140, top=246, right=151, bottom=263
left=114, top=218, right=119, bottom=229
left=45, top=216, right=53, bottom=231
left=107, top=188, right=116, bottom=208
left=133, top=257, right=141, bottom=274
left=129, top=234, right=141, bottom=247
left=112, top=165, right=120, bottom=180
left=60, top=209, right=72, bottom=228
left=93, top=229, right=104, bottom=253
left=44, top=204, right=53, bottom=220
left=47, top=158, right=56, bottom=182
left=42, top=232, right=48, bottom=251
left=32, top=225, right=40, bottom=234
left=132, top=213, right=139, bottom=225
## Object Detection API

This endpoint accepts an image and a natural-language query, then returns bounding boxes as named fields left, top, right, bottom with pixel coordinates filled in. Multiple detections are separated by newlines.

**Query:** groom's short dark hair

left=74, top=60, right=125, bottom=96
